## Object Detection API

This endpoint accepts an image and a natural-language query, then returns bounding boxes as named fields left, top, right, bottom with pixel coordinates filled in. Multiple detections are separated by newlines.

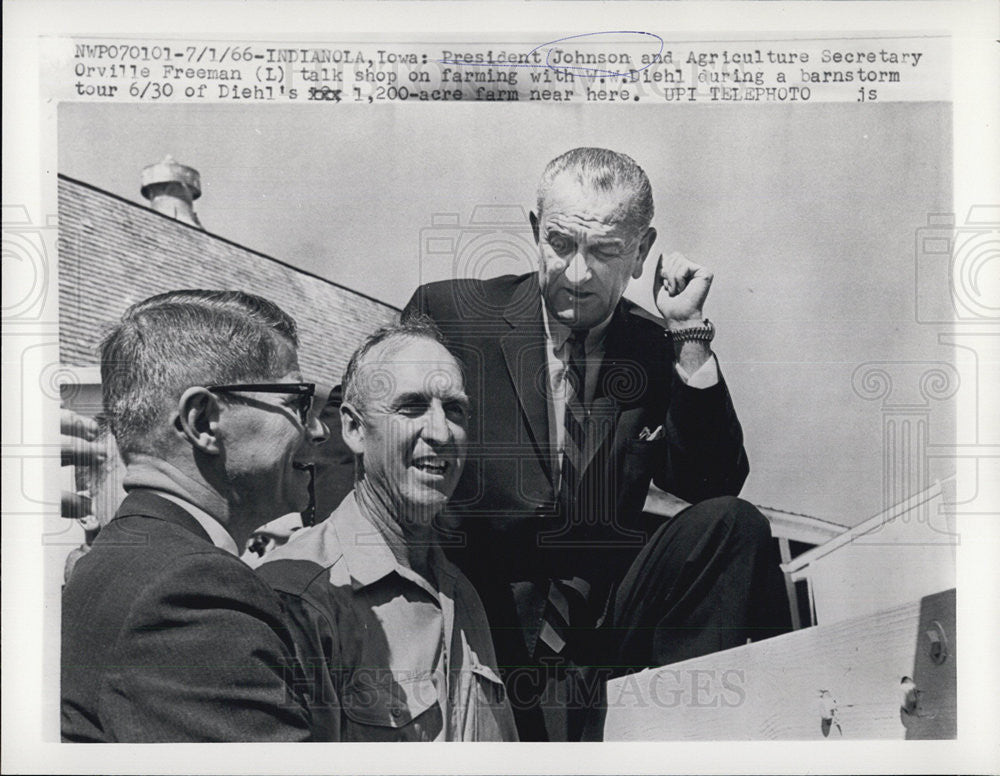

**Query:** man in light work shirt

left=404, top=147, right=791, bottom=740
left=256, top=318, right=518, bottom=741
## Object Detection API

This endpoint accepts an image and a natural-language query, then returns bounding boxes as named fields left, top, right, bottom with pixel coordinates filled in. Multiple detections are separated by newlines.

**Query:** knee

left=687, top=496, right=773, bottom=548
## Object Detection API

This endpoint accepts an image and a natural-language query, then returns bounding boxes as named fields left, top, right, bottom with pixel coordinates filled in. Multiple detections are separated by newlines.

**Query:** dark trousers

left=495, top=496, right=792, bottom=741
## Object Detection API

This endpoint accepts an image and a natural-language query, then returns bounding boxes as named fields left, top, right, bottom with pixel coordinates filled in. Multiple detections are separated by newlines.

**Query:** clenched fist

left=653, top=251, right=714, bottom=327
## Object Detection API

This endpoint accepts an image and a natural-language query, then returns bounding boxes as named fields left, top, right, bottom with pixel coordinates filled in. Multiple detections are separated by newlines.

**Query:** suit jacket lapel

left=500, top=279, right=554, bottom=485
left=581, top=306, right=630, bottom=473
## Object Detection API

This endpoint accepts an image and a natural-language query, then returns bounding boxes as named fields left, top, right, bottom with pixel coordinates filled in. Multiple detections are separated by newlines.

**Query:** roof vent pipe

left=140, top=155, right=203, bottom=229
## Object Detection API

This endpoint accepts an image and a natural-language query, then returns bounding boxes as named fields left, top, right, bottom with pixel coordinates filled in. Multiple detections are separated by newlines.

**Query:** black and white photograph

left=3, top=2, right=998, bottom=774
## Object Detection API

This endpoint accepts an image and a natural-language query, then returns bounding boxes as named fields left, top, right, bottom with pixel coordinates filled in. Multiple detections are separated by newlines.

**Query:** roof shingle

left=58, top=174, right=399, bottom=383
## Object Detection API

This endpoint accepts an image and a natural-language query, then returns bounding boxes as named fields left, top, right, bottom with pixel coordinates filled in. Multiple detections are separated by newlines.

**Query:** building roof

left=781, top=480, right=945, bottom=575
left=754, top=505, right=848, bottom=546
left=58, top=174, right=399, bottom=382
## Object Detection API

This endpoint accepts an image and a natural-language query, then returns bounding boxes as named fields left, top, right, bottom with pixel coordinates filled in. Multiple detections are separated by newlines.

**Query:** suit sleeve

left=268, top=588, right=344, bottom=741
left=402, top=285, right=432, bottom=321
left=656, top=360, right=750, bottom=503
left=101, top=552, right=312, bottom=742
left=401, top=281, right=463, bottom=332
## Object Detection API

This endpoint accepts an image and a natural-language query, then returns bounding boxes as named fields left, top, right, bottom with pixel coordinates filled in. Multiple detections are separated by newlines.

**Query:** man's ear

left=632, top=226, right=658, bottom=279
left=339, top=402, right=366, bottom=456
left=174, top=387, right=222, bottom=455
left=529, top=211, right=540, bottom=244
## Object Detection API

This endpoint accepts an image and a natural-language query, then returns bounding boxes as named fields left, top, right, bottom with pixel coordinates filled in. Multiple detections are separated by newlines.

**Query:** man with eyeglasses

left=61, top=289, right=327, bottom=742
left=255, top=318, right=518, bottom=741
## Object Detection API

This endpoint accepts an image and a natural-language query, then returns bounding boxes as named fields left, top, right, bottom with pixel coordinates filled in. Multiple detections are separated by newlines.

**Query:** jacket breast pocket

left=342, top=674, right=443, bottom=742
left=625, top=436, right=668, bottom=455
left=623, top=435, right=667, bottom=475
left=619, top=435, right=668, bottom=514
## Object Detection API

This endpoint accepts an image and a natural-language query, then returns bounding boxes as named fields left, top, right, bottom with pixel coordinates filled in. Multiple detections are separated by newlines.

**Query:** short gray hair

left=100, top=289, right=299, bottom=457
left=537, top=147, right=654, bottom=232
left=341, top=314, right=458, bottom=419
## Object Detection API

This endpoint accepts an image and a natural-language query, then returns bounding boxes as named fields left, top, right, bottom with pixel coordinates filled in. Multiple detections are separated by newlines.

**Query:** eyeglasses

left=206, top=382, right=316, bottom=425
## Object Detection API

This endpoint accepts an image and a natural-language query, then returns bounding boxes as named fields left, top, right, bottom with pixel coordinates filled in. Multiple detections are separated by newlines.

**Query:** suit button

left=391, top=707, right=401, bottom=718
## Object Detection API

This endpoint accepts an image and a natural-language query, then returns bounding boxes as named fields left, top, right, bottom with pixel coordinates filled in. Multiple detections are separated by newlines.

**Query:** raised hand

left=653, top=251, right=713, bottom=327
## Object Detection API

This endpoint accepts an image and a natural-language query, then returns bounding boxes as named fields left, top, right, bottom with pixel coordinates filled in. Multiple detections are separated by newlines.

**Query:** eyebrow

left=448, top=393, right=471, bottom=409
left=392, top=391, right=470, bottom=408
left=544, top=225, right=625, bottom=247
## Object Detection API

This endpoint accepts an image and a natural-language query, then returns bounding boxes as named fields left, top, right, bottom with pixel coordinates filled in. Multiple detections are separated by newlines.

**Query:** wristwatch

left=667, top=318, right=715, bottom=343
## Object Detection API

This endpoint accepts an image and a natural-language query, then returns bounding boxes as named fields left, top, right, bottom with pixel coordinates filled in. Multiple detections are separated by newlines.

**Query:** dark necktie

left=538, top=329, right=593, bottom=656
left=560, top=329, right=588, bottom=498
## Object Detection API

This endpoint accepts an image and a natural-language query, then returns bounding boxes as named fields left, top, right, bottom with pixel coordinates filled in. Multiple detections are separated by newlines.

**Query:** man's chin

left=402, top=487, right=451, bottom=517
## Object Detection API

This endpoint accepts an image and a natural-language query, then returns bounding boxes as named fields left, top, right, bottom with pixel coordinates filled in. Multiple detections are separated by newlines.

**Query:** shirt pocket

left=469, top=663, right=515, bottom=741
left=342, top=674, right=443, bottom=742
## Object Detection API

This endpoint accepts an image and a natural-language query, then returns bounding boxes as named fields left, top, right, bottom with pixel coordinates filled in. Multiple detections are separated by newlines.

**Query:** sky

left=59, top=101, right=954, bottom=525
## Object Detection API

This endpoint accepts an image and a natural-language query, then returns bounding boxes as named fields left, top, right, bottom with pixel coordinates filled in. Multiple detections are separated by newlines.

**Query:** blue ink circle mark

left=437, top=30, right=664, bottom=80
left=531, top=31, right=663, bottom=79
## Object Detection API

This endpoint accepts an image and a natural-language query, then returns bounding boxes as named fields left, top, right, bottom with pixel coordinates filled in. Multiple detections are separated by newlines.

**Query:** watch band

left=667, top=318, right=715, bottom=343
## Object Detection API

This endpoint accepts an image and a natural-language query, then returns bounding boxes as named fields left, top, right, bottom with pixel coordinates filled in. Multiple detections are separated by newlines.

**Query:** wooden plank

left=603, top=589, right=956, bottom=740
left=782, top=482, right=944, bottom=574
left=777, top=537, right=803, bottom=631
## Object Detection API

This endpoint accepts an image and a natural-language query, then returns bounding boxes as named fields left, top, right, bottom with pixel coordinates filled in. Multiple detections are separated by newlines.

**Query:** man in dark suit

left=61, top=289, right=327, bottom=742
left=403, top=148, right=790, bottom=740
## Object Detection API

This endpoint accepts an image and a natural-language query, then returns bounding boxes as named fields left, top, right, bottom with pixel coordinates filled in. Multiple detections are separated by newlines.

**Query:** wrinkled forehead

left=357, top=335, right=466, bottom=404
left=539, top=174, right=640, bottom=233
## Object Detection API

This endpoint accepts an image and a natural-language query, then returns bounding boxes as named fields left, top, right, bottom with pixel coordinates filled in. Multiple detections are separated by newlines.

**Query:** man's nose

left=420, top=400, right=452, bottom=444
left=564, top=250, right=590, bottom=284
left=306, top=415, right=329, bottom=445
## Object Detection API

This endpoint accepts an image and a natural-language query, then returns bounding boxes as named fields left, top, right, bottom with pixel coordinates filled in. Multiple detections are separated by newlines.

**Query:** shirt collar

left=123, top=455, right=228, bottom=519
left=331, top=491, right=454, bottom=600
left=147, top=489, right=241, bottom=556
left=542, top=305, right=615, bottom=355
left=123, top=458, right=240, bottom=555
